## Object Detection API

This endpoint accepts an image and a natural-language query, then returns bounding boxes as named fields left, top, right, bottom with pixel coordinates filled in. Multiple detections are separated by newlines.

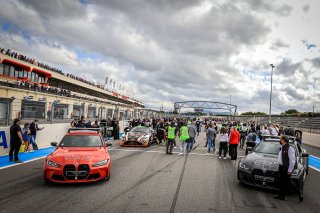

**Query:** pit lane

left=0, top=131, right=319, bottom=213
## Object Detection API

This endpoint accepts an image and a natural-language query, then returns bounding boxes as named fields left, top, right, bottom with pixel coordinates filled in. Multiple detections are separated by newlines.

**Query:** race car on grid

left=120, top=126, right=156, bottom=147
left=43, top=128, right=112, bottom=183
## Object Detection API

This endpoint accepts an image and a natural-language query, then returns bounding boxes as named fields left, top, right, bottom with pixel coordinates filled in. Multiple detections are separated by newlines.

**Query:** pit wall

left=0, top=121, right=125, bottom=156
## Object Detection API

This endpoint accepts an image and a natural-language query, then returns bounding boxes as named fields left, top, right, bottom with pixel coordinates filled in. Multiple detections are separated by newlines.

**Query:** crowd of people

left=66, top=73, right=98, bottom=88
left=1, top=47, right=63, bottom=75
left=14, top=80, right=72, bottom=97
left=119, top=117, right=302, bottom=160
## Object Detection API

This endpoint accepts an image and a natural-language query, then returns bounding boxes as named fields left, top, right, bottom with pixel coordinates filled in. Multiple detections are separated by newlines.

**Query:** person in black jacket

left=29, top=120, right=44, bottom=150
left=274, top=135, right=303, bottom=202
left=9, top=119, right=24, bottom=163
left=156, top=119, right=165, bottom=145
left=112, top=118, right=120, bottom=140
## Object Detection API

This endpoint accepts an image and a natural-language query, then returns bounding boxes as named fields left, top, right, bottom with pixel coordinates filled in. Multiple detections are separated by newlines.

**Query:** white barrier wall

left=0, top=123, right=70, bottom=156
left=0, top=121, right=126, bottom=156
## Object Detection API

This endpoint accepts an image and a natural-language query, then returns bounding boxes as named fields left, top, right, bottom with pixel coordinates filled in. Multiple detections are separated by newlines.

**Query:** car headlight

left=291, top=169, right=300, bottom=176
left=46, top=160, right=61, bottom=168
left=239, top=162, right=250, bottom=171
left=92, top=159, right=108, bottom=167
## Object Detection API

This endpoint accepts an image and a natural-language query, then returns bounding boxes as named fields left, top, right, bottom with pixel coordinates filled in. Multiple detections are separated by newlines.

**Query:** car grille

left=63, top=164, right=90, bottom=180
left=124, top=141, right=142, bottom=145
left=265, top=171, right=278, bottom=177
left=252, top=169, right=279, bottom=187
left=63, top=165, right=76, bottom=180
left=253, top=169, right=264, bottom=176
left=77, top=164, right=90, bottom=180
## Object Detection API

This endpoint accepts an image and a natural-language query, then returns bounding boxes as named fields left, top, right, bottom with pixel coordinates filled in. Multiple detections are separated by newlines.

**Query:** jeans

left=30, top=135, right=38, bottom=150
left=229, top=144, right=238, bottom=160
left=207, top=138, right=215, bottom=153
left=166, top=139, right=175, bottom=154
left=9, top=140, right=22, bottom=161
left=196, top=127, right=201, bottom=136
left=187, top=137, right=195, bottom=150
left=179, top=140, right=187, bottom=154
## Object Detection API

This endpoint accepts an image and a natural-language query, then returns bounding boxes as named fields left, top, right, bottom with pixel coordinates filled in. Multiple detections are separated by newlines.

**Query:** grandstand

left=0, top=49, right=147, bottom=126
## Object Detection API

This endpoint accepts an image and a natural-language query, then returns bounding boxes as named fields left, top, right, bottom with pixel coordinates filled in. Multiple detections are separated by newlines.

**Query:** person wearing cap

left=9, top=119, right=24, bottom=163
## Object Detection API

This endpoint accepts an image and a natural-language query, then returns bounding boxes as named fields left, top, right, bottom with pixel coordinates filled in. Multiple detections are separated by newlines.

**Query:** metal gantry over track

left=174, top=101, right=237, bottom=116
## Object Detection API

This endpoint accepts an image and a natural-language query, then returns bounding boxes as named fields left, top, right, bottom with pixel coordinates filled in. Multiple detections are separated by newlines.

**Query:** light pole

left=229, top=94, right=232, bottom=120
left=269, top=64, right=275, bottom=124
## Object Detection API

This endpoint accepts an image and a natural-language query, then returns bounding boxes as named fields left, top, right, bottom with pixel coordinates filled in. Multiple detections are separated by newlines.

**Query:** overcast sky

left=0, top=0, right=319, bottom=113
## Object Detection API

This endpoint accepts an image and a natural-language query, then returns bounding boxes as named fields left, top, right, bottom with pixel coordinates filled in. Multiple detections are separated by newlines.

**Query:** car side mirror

left=301, top=153, right=309, bottom=157
left=51, top=142, right=58, bottom=147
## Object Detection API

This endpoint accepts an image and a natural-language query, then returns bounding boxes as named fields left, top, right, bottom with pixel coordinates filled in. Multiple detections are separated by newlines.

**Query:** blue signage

left=0, top=131, right=8, bottom=149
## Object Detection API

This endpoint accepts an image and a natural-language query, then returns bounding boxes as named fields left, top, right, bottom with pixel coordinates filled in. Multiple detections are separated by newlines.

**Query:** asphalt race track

left=0, top=131, right=319, bottom=213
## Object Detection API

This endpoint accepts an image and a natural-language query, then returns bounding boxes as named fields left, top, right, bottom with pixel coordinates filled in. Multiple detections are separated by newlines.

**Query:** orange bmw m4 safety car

left=43, top=128, right=112, bottom=183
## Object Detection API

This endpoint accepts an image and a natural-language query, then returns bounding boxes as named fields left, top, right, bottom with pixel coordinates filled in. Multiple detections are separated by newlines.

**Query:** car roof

left=261, top=135, right=296, bottom=142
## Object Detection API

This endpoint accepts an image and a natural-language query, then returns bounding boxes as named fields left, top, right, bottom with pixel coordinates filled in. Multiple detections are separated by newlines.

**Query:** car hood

left=128, top=132, right=148, bottom=138
left=242, top=152, right=279, bottom=171
left=48, top=147, right=108, bottom=165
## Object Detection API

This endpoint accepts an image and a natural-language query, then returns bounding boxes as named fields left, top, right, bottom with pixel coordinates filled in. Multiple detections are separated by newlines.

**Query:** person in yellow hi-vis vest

left=179, top=122, right=189, bottom=156
left=166, top=122, right=176, bottom=155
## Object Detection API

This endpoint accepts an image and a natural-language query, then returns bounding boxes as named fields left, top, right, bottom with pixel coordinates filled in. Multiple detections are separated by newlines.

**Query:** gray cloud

left=242, top=0, right=293, bottom=16
left=276, top=59, right=301, bottom=76
left=310, top=57, right=320, bottom=68
left=302, top=4, right=310, bottom=13
left=271, top=39, right=290, bottom=50
left=0, top=0, right=318, bottom=113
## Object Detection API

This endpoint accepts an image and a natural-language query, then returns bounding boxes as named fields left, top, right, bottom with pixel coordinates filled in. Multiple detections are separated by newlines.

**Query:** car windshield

left=131, top=127, right=149, bottom=134
left=59, top=135, right=103, bottom=147
left=254, top=142, right=281, bottom=155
